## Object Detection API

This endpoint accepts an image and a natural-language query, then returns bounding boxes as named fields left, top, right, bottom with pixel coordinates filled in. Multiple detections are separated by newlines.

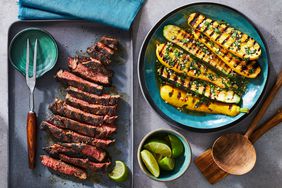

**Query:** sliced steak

left=41, top=121, right=115, bottom=147
left=48, top=115, right=117, bottom=138
left=87, top=41, right=116, bottom=65
left=49, top=99, right=118, bottom=125
left=68, top=57, right=111, bottom=85
left=55, top=70, right=103, bottom=95
left=59, top=154, right=111, bottom=172
left=81, top=57, right=113, bottom=76
left=44, top=143, right=107, bottom=162
left=100, top=36, right=118, bottom=50
left=40, top=155, right=87, bottom=180
left=65, top=94, right=117, bottom=116
left=67, top=86, right=120, bottom=106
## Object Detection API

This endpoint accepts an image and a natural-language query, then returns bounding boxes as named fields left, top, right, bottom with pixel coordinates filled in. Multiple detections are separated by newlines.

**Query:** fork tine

left=26, top=38, right=30, bottom=79
left=32, top=39, right=38, bottom=79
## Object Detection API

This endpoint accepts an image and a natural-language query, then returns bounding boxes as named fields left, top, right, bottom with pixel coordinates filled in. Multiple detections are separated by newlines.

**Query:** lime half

left=140, top=150, right=160, bottom=177
left=108, top=161, right=129, bottom=182
left=143, top=139, right=172, bottom=157
left=158, top=156, right=175, bottom=171
left=168, top=134, right=184, bottom=158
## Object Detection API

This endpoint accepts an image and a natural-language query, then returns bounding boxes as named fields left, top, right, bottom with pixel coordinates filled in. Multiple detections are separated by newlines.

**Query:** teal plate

left=138, top=3, right=269, bottom=131
left=9, top=28, right=58, bottom=78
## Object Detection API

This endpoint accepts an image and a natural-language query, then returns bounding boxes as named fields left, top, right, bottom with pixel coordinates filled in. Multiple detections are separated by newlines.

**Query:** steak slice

left=49, top=99, right=118, bottom=125
left=68, top=57, right=111, bottom=85
left=55, top=70, right=103, bottom=95
left=81, top=57, right=113, bottom=76
left=48, top=115, right=117, bottom=138
left=66, top=94, right=117, bottom=116
left=67, top=86, right=120, bottom=106
left=87, top=41, right=116, bottom=65
left=40, top=155, right=87, bottom=180
left=44, top=143, right=107, bottom=162
left=59, top=154, right=111, bottom=172
left=41, top=121, right=115, bottom=147
left=100, top=36, right=118, bottom=50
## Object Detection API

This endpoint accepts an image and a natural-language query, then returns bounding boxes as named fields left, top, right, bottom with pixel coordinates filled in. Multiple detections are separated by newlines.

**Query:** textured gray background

left=1, top=0, right=282, bottom=188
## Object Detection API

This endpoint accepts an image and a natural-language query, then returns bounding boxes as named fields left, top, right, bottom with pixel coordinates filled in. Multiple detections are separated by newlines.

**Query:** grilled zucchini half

left=160, top=85, right=248, bottom=116
left=187, top=12, right=261, bottom=60
left=157, top=66, right=240, bottom=103
left=163, top=25, right=235, bottom=76
left=192, top=30, right=261, bottom=78
left=156, top=43, right=233, bottom=89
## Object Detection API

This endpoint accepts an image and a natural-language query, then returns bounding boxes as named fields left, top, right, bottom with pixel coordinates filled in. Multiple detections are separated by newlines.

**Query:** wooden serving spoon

left=195, top=109, right=282, bottom=184
left=212, top=70, right=282, bottom=175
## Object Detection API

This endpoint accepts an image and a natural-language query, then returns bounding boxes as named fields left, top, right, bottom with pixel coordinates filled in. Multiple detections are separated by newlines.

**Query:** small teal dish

left=138, top=3, right=269, bottom=131
left=9, top=28, right=58, bottom=78
left=137, top=129, right=192, bottom=181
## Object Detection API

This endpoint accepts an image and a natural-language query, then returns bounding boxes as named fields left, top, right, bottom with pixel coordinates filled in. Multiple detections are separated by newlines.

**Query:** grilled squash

left=156, top=43, right=233, bottom=89
left=192, top=30, right=261, bottom=78
left=187, top=13, right=261, bottom=60
left=157, top=66, right=241, bottom=103
left=160, top=85, right=248, bottom=116
left=163, top=25, right=236, bottom=76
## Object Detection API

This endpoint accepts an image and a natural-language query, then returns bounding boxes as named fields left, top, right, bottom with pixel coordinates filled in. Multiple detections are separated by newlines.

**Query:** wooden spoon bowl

left=212, top=133, right=256, bottom=175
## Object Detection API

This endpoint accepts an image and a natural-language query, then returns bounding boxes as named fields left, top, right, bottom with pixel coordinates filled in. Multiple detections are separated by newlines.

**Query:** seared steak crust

left=41, top=121, right=115, bottom=147
left=100, top=36, right=118, bottom=50
left=55, top=70, right=103, bottom=95
left=49, top=99, right=118, bottom=125
left=40, top=155, right=87, bottom=180
left=59, top=154, right=111, bottom=172
left=66, top=94, right=117, bottom=116
left=67, top=86, right=120, bottom=106
left=48, top=115, right=117, bottom=138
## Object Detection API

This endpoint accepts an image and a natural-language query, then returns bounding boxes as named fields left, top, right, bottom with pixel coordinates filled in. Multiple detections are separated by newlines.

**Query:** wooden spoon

left=195, top=109, right=282, bottom=184
left=212, top=70, right=282, bottom=175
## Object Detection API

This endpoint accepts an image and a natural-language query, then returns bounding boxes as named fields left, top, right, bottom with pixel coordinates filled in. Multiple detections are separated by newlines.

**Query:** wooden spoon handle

left=249, top=109, right=282, bottom=143
left=26, top=111, right=37, bottom=169
left=245, top=70, right=282, bottom=138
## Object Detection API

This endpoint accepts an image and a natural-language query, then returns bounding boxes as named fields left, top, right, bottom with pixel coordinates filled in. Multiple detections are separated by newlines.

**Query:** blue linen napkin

left=18, top=0, right=144, bottom=30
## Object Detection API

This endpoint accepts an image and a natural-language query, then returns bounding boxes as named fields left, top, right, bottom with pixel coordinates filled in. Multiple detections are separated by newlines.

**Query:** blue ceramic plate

left=138, top=3, right=269, bottom=131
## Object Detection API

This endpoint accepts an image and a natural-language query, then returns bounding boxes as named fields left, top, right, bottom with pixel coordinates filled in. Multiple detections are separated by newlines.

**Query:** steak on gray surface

left=55, top=70, right=103, bottom=95
left=59, top=154, right=111, bottom=172
left=100, top=36, right=118, bottom=51
left=67, top=86, right=120, bottom=106
left=41, top=121, right=115, bottom=147
left=49, top=99, right=118, bottom=125
left=44, top=143, right=107, bottom=162
left=81, top=57, right=113, bottom=76
left=48, top=115, right=117, bottom=138
left=68, top=57, right=111, bottom=85
left=65, top=94, right=117, bottom=116
left=40, top=155, right=87, bottom=180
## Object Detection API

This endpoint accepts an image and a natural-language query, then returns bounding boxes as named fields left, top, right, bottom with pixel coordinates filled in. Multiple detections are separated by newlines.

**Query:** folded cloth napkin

left=18, top=0, right=144, bottom=30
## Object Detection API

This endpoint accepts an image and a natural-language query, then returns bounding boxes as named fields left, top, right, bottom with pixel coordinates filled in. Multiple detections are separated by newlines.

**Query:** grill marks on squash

left=188, top=12, right=261, bottom=60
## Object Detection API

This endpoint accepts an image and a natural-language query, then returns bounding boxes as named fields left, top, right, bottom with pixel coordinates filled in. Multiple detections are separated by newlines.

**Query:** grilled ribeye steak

left=49, top=99, right=118, bottom=125
left=68, top=57, right=111, bottom=85
left=66, top=94, right=117, bottom=116
left=67, top=86, right=120, bottom=106
left=100, top=36, right=118, bottom=51
left=41, top=121, right=115, bottom=147
left=81, top=57, right=113, bottom=76
left=59, top=154, right=111, bottom=172
left=40, top=155, right=87, bottom=180
left=48, top=115, right=117, bottom=138
left=55, top=70, right=103, bottom=95
left=44, top=143, right=107, bottom=162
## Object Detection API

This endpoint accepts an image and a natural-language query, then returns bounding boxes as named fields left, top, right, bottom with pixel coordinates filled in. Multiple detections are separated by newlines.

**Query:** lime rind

left=168, top=134, right=184, bottom=158
left=158, top=156, right=175, bottom=171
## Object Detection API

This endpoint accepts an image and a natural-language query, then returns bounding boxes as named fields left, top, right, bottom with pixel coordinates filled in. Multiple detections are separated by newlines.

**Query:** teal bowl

left=138, top=3, right=269, bottom=131
left=9, top=28, right=58, bottom=78
left=137, top=129, right=192, bottom=181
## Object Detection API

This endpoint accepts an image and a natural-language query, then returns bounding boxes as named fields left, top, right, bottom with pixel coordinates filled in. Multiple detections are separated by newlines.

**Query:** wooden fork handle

left=250, top=109, right=282, bottom=143
left=26, top=111, right=37, bottom=169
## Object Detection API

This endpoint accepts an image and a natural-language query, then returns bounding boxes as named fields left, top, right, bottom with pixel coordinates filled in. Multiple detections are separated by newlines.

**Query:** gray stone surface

left=0, top=0, right=282, bottom=188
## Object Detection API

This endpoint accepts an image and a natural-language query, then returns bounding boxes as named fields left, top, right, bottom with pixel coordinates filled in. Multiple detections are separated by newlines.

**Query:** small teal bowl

left=137, top=129, right=192, bottom=181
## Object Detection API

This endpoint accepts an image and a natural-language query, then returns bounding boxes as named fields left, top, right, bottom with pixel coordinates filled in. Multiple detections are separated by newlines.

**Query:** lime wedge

left=158, top=156, right=175, bottom=171
left=143, top=139, right=172, bottom=157
left=140, top=150, right=160, bottom=177
left=108, top=161, right=129, bottom=182
left=168, top=134, right=184, bottom=158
